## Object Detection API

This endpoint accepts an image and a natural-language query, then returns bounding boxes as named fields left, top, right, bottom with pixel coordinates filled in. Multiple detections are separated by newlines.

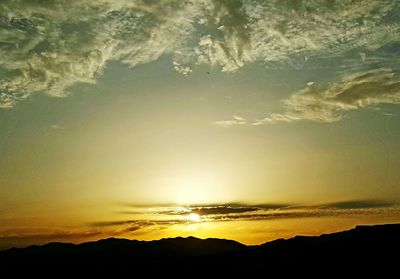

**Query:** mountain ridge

left=1, top=223, right=399, bottom=275
left=3, top=223, right=396, bottom=252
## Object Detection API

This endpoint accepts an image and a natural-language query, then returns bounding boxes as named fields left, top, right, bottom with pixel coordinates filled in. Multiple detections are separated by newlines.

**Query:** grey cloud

left=323, top=200, right=395, bottom=210
left=1, top=0, right=399, bottom=107
left=89, top=219, right=188, bottom=228
left=90, top=220, right=143, bottom=227
left=92, top=204, right=400, bottom=228
left=158, top=205, right=260, bottom=215
left=107, top=199, right=397, bottom=221
left=0, top=230, right=101, bottom=240
left=194, top=203, right=399, bottom=222
left=120, top=202, right=291, bottom=216
left=210, top=211, right=325, bottom=221
left=3, top=199, right=392, bottom=250
left=189, top=200, right=398, bottom=221
left=80, top=200, right=400, bottom=243
left=208, top=208, right=398, bottom=222
left=0, top=230, right=102, bottom=250
left=192, top=206, right=258, bottom=215
left=188, top=203, right=291, bottom=215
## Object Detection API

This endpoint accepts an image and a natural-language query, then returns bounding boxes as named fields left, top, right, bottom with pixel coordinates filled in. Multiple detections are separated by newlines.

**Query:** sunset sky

left=1, top=0, right=400, bottom=249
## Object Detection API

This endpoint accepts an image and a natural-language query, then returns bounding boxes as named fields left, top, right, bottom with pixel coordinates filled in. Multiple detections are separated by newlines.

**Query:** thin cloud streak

left=89, top=199, right=399, bottom=230
left=324, top=200, right=395, bottom=210
left=1, top=200, right=398, bottom=249
left=84, top=204, right=400, bottom=242
left=0, top=230, right=103, bottom=250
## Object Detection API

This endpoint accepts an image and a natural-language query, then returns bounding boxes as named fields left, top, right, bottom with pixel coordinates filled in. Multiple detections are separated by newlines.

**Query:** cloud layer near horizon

left=1, top=199, right=398, bottom=249
left=1, top=0, right=399, bottom=107
left=89, top=199, right=399, bottom=230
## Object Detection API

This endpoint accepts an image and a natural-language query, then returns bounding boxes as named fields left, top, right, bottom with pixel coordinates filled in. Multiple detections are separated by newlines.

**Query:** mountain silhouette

left=1, top=224, right=399, bottom=276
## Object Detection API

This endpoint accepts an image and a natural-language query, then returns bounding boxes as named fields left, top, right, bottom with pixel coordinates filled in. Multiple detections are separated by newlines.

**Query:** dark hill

left=1, top=224, right=399, bottom=276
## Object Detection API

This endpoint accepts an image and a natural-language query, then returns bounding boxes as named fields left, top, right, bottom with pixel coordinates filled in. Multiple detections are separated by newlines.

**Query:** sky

left=1, top=0, right=400, bottom=249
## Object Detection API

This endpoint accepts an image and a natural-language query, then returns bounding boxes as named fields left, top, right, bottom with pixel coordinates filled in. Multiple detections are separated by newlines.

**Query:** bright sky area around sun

left=1, top=0, right=400, bottom=249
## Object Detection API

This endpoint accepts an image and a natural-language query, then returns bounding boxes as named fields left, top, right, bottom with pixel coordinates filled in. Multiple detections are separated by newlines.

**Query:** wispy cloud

left=219, top=68, right=400, bottom=126
left=1, top=0, right=399, bottom=107
left=323, top=200, right=395, bottom=209
left=1, top=200, right=398, bottom=249
left=89, top=219, right=186, bottom=227
left=215, top=115, right=246, bottom=127
left=90, top=199, right=399, bottom=230
left=153, top=203, right=292, bottom=216
left=255, top=68, right=400, bottom=124
left=0, top=229, right=103, bottom=250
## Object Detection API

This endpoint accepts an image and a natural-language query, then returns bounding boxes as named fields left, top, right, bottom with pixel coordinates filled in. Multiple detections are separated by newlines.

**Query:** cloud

left=188, top=203, right=291, bottom=215
left=121, top=202, right=291, bottom=215
left=323, top=200, right=394, bottom=209
left=1, top=0, right=399, bottom=107
left=4, top=199, right=395, bottom=249
left=91, top=199, right=399, bottom=229
left=0, top=0, right=201, bottom=108
left=215, top=115, right=246, bottom=127
left=252, top=68, right=400, bottom=124
left=0, top=230, right=101, bottom=242
left=212, top=68, right=400, bottom=127
left=50, top=124, right=65, bottom=130
left=89, top=219, right=185, bottom=227
left=158, top=204, right=289, bottom=215
left=193, top=206, right=258, bottom=215
left=0, top=229, right=103, bottom=249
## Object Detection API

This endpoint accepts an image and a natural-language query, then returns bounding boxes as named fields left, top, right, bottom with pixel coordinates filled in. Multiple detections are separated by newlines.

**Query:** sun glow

left=161, top=169, right=227, bottom=204
left=187, top=213, right=201, bottom=223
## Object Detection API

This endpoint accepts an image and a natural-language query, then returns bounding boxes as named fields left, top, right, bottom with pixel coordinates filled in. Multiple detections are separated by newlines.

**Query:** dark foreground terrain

left=1, top=224, right=399, bottom=276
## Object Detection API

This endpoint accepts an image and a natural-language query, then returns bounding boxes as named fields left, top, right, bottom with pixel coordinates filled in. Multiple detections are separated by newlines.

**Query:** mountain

left=1, top=224, right=399, bottom=276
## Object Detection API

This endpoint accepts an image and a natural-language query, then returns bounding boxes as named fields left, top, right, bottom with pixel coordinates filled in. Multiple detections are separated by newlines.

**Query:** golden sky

left=1, top=0, right=400, bottom=249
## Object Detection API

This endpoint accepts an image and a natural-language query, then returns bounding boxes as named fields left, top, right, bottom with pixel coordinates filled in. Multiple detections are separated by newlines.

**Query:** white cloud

left=215, top=115, right=247, bottom=127
left=50, top=124, right=65, bottom=130
left=0, top=0, right=399, bottom=107
left=253, top=68, right=400, bottom=124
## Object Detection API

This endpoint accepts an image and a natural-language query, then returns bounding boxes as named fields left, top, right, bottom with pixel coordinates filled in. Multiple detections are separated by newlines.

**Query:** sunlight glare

left=187, top=213, right=201, bottom=222
left=165, top=169, right=224, bottom=204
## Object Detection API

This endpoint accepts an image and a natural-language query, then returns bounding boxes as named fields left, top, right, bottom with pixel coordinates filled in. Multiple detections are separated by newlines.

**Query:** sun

left=187, top=213, right=201, bottom=222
